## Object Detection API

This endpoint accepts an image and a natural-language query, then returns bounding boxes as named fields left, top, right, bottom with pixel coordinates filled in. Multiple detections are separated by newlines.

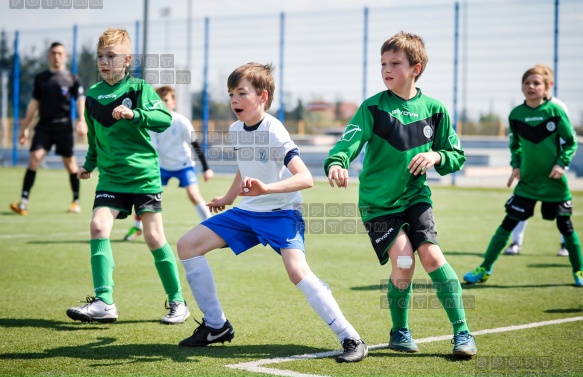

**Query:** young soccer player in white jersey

left=504, top=63, right=569, bottom=257
left=176, top=62, right=368, bottom=363
left=124, top=86, right=213, bottom=241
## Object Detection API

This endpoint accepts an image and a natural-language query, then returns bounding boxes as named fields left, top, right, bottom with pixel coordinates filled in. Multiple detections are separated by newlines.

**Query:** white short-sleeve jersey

left=149, top=111, right=197, bottom=171
left=230, top=113, right=302, bottom=212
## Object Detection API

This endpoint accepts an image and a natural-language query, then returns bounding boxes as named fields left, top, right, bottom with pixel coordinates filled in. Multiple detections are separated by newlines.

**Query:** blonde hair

left=97, top=28, right=131, bottom=49
left=227, top=62, right=275, bottom=110
left=156, top=86, right=175, bottom=99
left=521, top=66, right=550, bottom=89
left=381, top=31, right=428, bottom=81
left=534, top=63, right=555, bottom=84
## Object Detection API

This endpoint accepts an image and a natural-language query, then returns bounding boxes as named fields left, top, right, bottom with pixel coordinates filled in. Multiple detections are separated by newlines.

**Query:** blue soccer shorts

left=160, top=166, right=199, bottom=187
left=201, top=207, right=305, bottom=255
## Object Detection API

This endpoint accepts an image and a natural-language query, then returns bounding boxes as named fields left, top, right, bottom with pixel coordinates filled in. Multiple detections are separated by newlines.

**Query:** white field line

left=226, top=316, right=583, bottom=377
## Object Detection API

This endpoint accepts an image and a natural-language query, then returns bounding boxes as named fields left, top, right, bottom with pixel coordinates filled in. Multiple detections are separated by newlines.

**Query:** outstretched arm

left=206, top=170, right=242, bottom=212
left=240, top=156, right=313, bottom=196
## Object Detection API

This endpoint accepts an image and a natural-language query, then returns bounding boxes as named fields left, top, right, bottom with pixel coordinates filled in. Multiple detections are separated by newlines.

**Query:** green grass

left=0, top=167, right=582, bottom=376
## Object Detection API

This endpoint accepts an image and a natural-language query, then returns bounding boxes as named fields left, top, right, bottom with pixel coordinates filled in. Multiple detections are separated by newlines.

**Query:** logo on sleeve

left=144, top=100, right=164, bottom=111
left=339, top=124, right=362, bottom=142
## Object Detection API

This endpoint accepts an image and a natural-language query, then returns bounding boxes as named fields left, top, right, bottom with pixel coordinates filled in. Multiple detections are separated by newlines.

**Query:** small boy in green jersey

left=66, top=28, right=191, bottom=324
left=464, top=66, right=583, bottom=287
left=325, top=31, right=476, bottom=357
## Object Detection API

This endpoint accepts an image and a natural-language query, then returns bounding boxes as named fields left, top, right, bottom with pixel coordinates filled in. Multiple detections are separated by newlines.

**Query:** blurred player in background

left=464, top=66, right=583, bottom=287
left=504, top=63, right=570, bottom=257
left=124, top=85, right=213, bottom=241
left=10, top=42, right=86, bottom=216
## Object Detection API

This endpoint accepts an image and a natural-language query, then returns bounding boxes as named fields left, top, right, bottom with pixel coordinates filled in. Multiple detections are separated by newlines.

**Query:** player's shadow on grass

left=0, top=318, right=161, bottom=332
left=0, top=336, right=330, bottom=365
left=366, top=348, right=472, bottom=362
left=462, top=282, right=573, bottom=289
left=442, top=250, right=485, bottom=257
left=351, top=284, right=383, bottom=291
left=28, top=240, right=90, bottom=245
left=544, top=308, right=583, bottom=314
left=527, top=263, right=571, bottom=268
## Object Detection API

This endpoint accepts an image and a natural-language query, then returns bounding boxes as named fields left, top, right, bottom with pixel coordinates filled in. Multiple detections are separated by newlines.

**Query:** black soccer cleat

left=337, top=337, right=368, bottom=363
left=178, top=318, right=235, bottom=347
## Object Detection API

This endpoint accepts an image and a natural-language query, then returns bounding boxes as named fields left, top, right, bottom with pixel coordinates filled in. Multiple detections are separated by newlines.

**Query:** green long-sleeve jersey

left=83, top=75, right=172, bottom=193
left=324, top=89, right=466, bottom=222
left=509, top=100, right=577, bottom=202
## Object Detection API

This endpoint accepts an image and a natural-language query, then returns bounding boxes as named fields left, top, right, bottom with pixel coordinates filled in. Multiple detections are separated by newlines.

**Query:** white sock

left=512, top=220, right=527, bottom=245
left=195, top=203, right=212, bottom=221
left=296, top=272, right=359, bottom=343
left=181, top=255, right=226, bottom=329
left=133, top=214, right=143, bottom=229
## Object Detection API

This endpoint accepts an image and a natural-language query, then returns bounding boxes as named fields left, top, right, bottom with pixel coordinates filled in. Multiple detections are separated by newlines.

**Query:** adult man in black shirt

left=10, top=42, right=86, bottom=215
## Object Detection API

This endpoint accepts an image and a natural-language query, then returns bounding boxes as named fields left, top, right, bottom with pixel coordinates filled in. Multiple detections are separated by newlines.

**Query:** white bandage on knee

left=397, top=255, right=413, bottom=269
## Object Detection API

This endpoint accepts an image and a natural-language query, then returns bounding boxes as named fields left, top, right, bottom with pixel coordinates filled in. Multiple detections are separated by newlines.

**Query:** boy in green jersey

left=66, top=28, right=191, bottom=324
left=464, top=66, right=583, bottom=287
left=325, top=31, right=476, bottom=357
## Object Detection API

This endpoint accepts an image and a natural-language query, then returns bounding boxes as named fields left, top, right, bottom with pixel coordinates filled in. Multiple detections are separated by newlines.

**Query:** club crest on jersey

left=122, top=98, right=133, bottom=109
left=61, top=86, right=69, bottom=96
left=546, top=121, right=556, bottom=132
left=423, top=125, right=433, bottom=139
left=259, top=148, right=268, bottom=163
left=339, top=124, right=362, bottom=142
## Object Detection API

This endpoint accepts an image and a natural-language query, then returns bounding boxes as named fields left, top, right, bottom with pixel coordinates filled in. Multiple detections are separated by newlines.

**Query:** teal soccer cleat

left=574, top=271, right=583, bottom=287
left=452, top=331, right=477, bottom=357
left=388, top=328, right=419, bottom=353
left=463, top=267, right=492, bottom=284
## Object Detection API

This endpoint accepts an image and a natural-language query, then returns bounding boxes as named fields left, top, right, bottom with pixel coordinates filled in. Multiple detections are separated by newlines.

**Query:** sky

left=2, top=0, right=583, bottom=126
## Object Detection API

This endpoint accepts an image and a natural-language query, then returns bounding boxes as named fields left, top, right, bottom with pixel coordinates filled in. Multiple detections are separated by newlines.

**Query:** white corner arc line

left=225, top=316, right=583, bottom=377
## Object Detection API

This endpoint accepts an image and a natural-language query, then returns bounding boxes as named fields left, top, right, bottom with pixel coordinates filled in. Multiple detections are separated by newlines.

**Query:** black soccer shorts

left=364, top=203, right=438, bottom=265
left=93, top=191, right=163, bottom=219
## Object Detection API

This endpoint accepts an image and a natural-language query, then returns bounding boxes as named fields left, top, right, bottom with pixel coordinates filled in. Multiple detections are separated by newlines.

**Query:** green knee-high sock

left=481, top=227, right=512, bottom=271
left=388, top=278, right=411, bottom=331
left=429, top=263, right=470, bottom=335
left=564, top=232, right=583, bottom=272
left=90, top=238, right=115, bottom=305
left=151, top=243, right=185, bottom=304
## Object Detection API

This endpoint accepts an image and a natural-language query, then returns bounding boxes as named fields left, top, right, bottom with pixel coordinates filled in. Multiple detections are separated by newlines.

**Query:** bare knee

left=90, top=217, right=111, bottom=238
left=418, top=243, right=447, bottom=273
left=143, top=230, right=165, bottom=250
left=177, top=233, right=205, bottom=259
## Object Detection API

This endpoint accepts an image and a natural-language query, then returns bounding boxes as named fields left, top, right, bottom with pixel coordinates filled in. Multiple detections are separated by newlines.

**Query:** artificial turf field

left=0, top=167, right=581, bottom=377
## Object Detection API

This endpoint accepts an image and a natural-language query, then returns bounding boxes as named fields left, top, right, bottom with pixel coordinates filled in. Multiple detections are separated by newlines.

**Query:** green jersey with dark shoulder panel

left=83, top=75, right=172, bottom=193
left=509, top=100, right=577, bottom=202
left=324, top=89, right=466, bottom=222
